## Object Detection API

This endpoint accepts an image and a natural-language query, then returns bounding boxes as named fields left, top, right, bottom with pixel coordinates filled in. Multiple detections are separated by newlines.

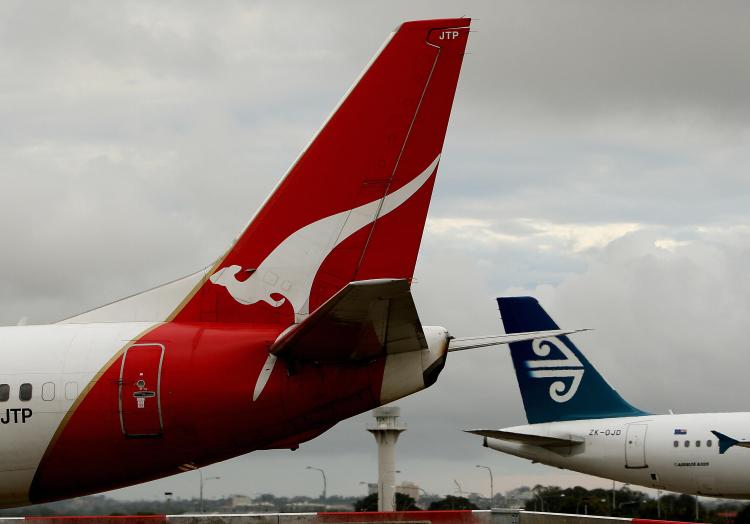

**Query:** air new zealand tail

left=497, top=297, right=648, bottom=424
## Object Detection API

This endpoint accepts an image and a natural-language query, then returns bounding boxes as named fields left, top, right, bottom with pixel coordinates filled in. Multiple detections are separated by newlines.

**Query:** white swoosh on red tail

left=210, top=155, right=440, bottom=317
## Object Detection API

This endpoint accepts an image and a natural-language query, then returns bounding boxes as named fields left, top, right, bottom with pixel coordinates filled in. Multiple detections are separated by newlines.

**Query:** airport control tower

left=367, top=406, right=406, bottom=512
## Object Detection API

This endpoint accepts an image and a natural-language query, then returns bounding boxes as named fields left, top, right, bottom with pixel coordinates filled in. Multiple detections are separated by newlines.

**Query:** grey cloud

left=2, top=0, right=750, bottom=503
left=462, top=0, right=750, bottom=120
left=507, top=229, right=750, bottom=415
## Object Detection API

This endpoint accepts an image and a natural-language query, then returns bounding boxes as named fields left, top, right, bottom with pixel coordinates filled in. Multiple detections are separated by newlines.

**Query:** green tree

left=429, top=496, right=478, bottom=510
left=734, top=504, right=750, bottom=524
left=396, top=493, right=420, bottom=511
left=353, top=493, right=421, bottom=512
left=354, top=493, right=378, bottom=512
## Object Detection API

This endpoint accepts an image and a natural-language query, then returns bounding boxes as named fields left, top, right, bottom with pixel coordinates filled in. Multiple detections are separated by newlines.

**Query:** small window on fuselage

left=42, top=382, right=55, bottom=401
left=0, top=384, right=8, bottom=402
left=696, top=440, right=701, bottom=447
left=19, top=383, right=32, bottom=401
left=65, top=382, right=78, bottom=401
left=673, top=440, right=679, bottom=447
left=684, top=440, right=690, bottom=447
left=707, top=440, right=713, bottom=448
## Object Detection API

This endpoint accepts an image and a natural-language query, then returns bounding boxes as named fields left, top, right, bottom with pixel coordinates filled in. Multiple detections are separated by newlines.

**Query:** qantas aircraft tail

left=63, top=18, right=470, bottom=326
left=498, top=297, right=647, bottom=424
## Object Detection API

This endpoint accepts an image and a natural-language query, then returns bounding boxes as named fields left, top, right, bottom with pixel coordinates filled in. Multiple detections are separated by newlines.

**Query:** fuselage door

left=119, top=343, right=165, bottom=438
left=625, top=422, right=648, bottom=468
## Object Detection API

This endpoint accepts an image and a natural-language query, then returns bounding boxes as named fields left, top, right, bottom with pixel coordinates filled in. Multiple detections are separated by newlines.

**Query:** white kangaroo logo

left=210, top=156, right=440, bottom=318
left=527, top=337, right=584, bottom=403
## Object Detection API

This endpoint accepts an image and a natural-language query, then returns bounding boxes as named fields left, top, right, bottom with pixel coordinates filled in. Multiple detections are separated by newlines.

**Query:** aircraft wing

left=270, top=278, right=426, bottom=362
left=466, top=429, right=584, bottom=448
left=448, top=329, right=591, bottom=352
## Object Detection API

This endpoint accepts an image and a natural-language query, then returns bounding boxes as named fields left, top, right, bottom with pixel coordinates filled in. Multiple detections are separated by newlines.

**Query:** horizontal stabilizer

left=711, top=430, right=750, bottom=455
left=270, top=279, right=426, bottom=362
left=448, top=329, right=591, bottom=352
left=466, top=429, right=584, bottom=448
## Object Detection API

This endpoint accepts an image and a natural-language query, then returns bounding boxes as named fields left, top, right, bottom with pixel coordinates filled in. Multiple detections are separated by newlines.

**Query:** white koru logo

left=526, top=337, right=584, bottom=403
left=210, top=156, right=440, bottom=318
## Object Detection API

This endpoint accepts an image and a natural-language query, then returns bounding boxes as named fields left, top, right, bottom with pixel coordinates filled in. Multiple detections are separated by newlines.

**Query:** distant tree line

left=2, top=486, right=750, bottom=524
left=525, top=485, right=744, bottom=524
left=353, top=493, right=478, bottom=512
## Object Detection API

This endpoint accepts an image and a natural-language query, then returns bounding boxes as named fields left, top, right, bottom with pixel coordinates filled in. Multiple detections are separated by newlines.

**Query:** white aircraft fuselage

left=0, top=320, right=450, bottom=507
left=476, top=297, right=750, bottom=499
left=486, top=413, right=750, bottom=498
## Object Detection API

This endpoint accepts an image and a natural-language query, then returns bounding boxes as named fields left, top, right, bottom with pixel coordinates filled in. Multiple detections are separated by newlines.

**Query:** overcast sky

left=2, top=0, right=750, bottom=503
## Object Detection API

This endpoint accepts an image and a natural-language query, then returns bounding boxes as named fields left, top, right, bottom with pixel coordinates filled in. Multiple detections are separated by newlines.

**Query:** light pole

left=198, top=470, right=220, bottom=513
left=695, top=495, right=699, bottom=522
left=533, top=486, right=545, bottom=512
left=656, top=490, right=662, bottom=519
left=577, top=497, right=605, bottom=515
left=548, top=493, right=565, bottom=511
left=535, top=490, right=566, bottom=512
left=538, top=493, right=546, bottom=512
left=306, top=466, right=327, bottom=500
left=388, top=470, right=401, bottom=510
left=475, top=465, right=494, bottom=506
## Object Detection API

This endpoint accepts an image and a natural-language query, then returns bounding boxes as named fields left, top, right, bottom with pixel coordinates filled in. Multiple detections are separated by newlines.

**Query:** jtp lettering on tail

left=439, top=31, right=460, bottom=40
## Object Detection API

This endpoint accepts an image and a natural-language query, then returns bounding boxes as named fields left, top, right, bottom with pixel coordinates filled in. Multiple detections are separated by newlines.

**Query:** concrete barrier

left=316, top=511, right=490, bottom=523
left=491, top=511, right=696, bottom=524
left=492, top=511, right=629, bottom=524
left=25, top=518, right=166, bottom=524
left=166, top=513, right=489, bottom=524
left=7, top=510, right=704, bottom=524
left=168, top=516, right=286, bottom=524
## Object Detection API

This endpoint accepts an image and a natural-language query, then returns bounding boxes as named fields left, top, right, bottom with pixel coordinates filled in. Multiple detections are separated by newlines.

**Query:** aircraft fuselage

left=486, top=413, right=750, bottom=498
left=0, top=322, right=448, bottom=507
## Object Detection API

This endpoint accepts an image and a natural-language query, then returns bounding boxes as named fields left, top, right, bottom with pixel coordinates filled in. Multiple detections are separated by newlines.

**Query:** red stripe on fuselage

left=29, top=322, right=386, bottom=503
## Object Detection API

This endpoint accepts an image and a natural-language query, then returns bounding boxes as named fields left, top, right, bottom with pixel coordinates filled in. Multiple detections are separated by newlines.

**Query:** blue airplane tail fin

left=710, top=430, right=750, bottom=454
left=712, top=431, right=737, bottom=454
left=497, top=296, right=647, bottom=424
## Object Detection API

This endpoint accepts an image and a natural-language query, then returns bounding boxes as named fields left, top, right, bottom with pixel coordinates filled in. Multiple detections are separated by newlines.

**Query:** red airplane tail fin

left=63, top=19, right=467, bottom=327
left=174, top=18, right=471, bottom=325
